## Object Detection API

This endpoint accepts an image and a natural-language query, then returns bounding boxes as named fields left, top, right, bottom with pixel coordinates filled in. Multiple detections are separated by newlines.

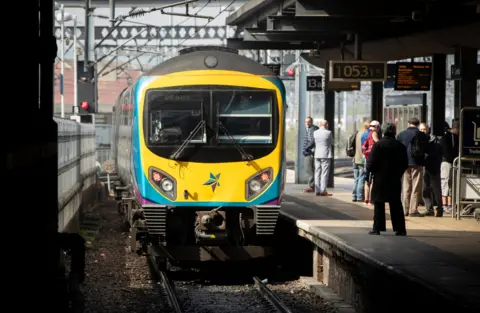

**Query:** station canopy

left=226, top=0, right=480, bottom=62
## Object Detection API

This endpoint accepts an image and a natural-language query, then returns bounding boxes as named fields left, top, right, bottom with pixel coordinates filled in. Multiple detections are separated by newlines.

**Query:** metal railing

left=56, top=117, right=97, bottom=231
left=452, top=157, right=480, bottom=220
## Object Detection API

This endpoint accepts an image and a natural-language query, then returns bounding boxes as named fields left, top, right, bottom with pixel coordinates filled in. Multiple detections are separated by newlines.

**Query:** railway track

left=147, top=255, right=294, bottom=313
left=146, top=255, right=182, bottom=313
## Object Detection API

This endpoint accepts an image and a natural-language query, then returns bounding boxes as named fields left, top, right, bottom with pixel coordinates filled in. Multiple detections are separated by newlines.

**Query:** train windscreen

left=144, top=87, right=279, bottom=163
left=146, top=91, right=208, bottom=145
left=213, top=90, right=273, bottom=144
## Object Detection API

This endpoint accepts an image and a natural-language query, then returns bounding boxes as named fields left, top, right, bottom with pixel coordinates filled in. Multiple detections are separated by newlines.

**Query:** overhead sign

left=103, top=160, right=115, bottom=174
left=450, top=64, right=462, bottom=80
left=327, top=81, right=361, bottom=92
left=329, top=60, right=387, bottom=82
left=394, top=62, right=432, bottom=91
left=306, top=76, right=323, bottom=91
left=460, top=107, right=480, bottom=159
left=263, top=63, right=281, bottom=76
left=450, top=64, right=480, bottom=80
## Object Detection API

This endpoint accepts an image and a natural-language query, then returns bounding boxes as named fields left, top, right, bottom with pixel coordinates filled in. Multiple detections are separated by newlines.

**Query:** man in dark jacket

left=396, top=117, right=429, bottom=217
left=419, top=123, right=443, bottom=217
left=439, top=121, right=459, bottom=213
left=302, top=117, right=319, bottom=193
left=366, top=123, right=408, bottom=236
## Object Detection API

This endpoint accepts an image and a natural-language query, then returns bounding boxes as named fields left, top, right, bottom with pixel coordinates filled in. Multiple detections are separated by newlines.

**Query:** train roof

left=142, top=46, right=276, bottom=77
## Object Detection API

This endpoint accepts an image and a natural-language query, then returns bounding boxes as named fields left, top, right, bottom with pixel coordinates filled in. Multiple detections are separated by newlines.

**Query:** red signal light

left=81, top=101, right=88, bottom=110
left=287, top=68, right=295, bottom=76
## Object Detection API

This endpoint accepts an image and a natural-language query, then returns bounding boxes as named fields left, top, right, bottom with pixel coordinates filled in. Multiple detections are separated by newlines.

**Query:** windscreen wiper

left=218, top=122, right=253, bottom=161
left=170, top=120, right=206, bottom=160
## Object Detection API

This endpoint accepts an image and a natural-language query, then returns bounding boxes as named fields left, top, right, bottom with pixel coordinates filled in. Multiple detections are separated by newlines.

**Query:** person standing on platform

left=419, top=123, right=444, bottom=217
left=440, top=120, right=459, bottom=214
left=397, top=118, right=429, bottom=217
left=302, top=117, right=319, bottom=193
left=305, top=119, right=333, bottom=196
left=361, top=120, right=381, bottom=205
left=366, top=123, right=408, bottom=236
left=351, top=120, right=371, bottom=202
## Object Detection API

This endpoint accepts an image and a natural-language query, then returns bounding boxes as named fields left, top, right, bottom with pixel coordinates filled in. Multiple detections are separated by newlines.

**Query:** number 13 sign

left=306, top=76, right=323, bottom=91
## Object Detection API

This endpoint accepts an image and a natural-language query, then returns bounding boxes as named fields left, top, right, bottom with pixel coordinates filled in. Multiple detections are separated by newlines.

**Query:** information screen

left=394, top=62, right=432, bottom=91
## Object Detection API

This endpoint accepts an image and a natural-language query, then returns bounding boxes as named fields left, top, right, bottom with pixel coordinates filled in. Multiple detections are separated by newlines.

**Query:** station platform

left=280, top=173, right=480, bottom=313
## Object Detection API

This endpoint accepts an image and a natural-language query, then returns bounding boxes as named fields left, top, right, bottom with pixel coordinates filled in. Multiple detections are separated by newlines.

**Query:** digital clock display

left=329, top=61, right=387, bottom=82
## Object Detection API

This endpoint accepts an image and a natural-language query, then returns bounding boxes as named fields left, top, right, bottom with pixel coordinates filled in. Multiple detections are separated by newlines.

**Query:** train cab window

left=214, top=90, right=274, bottom=144
left=146, top=91, right=207, bottom=145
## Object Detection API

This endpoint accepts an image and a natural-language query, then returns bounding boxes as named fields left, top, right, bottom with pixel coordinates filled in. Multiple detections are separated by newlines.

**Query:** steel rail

left=147, top=255, right=183, bottom=313
left=253, top=276, right=293, bottom=313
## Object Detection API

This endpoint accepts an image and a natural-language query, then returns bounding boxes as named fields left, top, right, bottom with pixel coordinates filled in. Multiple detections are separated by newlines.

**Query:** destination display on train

left=151, top=93, right=204, bottom=103
left=394, top=62, right=432, bottom=91
left=329, top=60, right=387, bottom=82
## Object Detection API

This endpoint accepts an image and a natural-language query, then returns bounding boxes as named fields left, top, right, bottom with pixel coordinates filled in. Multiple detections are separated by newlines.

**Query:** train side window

left=214, top=90, right=274, bottom=144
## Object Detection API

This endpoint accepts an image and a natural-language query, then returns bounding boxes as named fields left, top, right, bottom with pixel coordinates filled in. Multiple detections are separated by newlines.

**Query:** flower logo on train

left=203, top=173, right=221, bottom=192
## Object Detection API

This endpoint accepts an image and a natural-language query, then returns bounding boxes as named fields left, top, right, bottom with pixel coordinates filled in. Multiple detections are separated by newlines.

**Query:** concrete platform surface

left=280, top=177, right=480, bottom=311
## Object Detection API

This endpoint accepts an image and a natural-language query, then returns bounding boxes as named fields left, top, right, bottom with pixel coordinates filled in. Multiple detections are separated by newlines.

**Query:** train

left=111, top=46, right=287, bottom=269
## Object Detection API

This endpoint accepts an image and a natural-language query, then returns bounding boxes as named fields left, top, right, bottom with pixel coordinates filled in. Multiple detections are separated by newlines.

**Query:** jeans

left=352, top=163, right=365, bottom=201
left=422, top=170, right=443, bottom=212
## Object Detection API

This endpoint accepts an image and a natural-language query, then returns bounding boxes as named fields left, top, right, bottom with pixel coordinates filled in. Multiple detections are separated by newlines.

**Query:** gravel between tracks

left=175, top=280, right=337, bottom=313
left=80, top=199, right=338, bottom=313
left=82, top=200, right=168, bottom=313
left=176, top=282, right=269, bottom=313
left=267, top=280, right=337, bottom=313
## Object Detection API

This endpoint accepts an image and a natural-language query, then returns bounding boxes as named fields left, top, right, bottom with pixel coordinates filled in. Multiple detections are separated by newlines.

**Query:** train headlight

left=249, top=180, right=262, bottom=192
left=161, top=178, right=174, bottom=192
left=245, top=168, right=273, bottom=201
left=149, top=167, right=176, bottom=200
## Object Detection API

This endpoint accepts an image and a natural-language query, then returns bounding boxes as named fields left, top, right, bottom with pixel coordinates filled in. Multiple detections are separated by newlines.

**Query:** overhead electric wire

left=157, top=0, right=237, bottom=60
left=94, top=1, right=213, bottom=54
left=96, top=0, right=236, bottom=72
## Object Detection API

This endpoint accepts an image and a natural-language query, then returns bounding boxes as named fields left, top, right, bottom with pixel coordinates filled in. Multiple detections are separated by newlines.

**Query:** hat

left=370, top=120, right=380, bottom=127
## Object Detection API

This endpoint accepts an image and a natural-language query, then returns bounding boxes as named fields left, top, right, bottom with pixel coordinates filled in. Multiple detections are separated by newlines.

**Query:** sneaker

left=303, top=188, right=314, bottom=193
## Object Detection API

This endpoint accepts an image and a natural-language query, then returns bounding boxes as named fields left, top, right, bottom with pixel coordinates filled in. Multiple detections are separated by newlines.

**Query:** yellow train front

left=113, top=47, right=286, bottom=266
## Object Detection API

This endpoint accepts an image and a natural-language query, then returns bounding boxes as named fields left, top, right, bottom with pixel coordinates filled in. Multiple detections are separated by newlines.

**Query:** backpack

left=362, top=131, right=376, bottom=161
left=346, top=131, right=358, bottom=157
left=411, top=132, right=429, bottom=162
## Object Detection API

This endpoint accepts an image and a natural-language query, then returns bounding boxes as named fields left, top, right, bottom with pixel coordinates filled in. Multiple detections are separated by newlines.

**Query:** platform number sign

left=306, top=76, right=323, bottom=91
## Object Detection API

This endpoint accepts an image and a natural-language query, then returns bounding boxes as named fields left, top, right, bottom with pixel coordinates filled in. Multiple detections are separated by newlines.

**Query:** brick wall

left=53, top=61, right=142, bottom=114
